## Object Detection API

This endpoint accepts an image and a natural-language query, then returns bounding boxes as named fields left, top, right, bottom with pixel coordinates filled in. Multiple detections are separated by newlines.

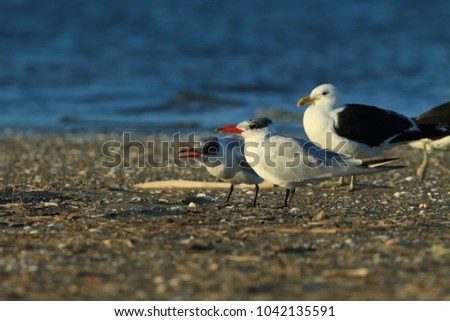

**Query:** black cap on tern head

left=200, top=137, right=220, bottom=155
left=246, top=118, right=273, bottom=130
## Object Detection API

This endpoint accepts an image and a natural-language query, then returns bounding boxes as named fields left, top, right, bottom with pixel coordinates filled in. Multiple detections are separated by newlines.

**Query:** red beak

left=178, top=147, right=202, bottom=158
left=215, top=124, right=244, bottom=135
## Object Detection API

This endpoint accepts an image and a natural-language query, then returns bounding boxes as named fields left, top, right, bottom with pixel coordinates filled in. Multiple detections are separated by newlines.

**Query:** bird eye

left=249, top=123, right=256, bottom=129
left=322, top=91, right=329, bottom=96
left=203, top=144, right=218, bottom=154
left=208, top=146, right=218, bottom=154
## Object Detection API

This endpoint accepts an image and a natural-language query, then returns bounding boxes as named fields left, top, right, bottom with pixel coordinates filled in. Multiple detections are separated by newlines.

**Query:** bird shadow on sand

left=316, top=183, right=397, bottom=191
left=183, top=198, right=217, bottom=206
left=0, top=190, right=71, bottom=205
left=105, top=207, right=182, bottom=219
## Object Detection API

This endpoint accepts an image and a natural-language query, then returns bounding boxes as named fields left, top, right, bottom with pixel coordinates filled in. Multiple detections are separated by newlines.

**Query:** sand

left=0, top=132, right=449, bottom=300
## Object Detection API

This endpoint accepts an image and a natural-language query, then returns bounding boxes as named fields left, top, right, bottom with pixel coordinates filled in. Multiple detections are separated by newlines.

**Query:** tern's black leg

left=283, top=188, right=291, bottom=208
left=252, top=184, right=259, bottom=207
left=218, top=184, right=234, bottom=209
left=288, top=188, right=296, bottom=205
left=282, top=188, right=296, bottom=207
left=225, top=184, right=234, bottom=204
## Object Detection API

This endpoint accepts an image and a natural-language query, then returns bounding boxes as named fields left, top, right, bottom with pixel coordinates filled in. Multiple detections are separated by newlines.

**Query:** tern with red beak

left=297, top=84, right=448, bottom=189
left=216, top=118, right=404, bottom=207
left=179, top=136, right=263, bottom=207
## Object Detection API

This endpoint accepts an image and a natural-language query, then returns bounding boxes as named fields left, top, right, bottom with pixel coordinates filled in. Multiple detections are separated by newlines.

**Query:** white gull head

left=298, top=83, right=342, bottom=110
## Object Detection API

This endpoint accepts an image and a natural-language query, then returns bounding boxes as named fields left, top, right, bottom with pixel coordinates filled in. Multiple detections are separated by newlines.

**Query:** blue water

left=1, top=0, right=449, bottom=133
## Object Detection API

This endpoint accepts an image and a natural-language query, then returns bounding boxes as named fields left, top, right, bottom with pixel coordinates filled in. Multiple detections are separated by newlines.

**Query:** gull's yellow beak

left=297, top=96, right=316, bottom=107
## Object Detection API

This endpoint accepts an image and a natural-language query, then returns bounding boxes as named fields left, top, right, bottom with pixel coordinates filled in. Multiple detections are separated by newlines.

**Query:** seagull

left=215, top=118, right=404, bottom=207
left=408, top=101, right=450, bottom=181
left=179, top=136, right=263, bottom=207
left=297, top=84, right=449, bottom=189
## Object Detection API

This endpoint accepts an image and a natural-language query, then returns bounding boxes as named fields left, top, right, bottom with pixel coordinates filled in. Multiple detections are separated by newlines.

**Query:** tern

left=179, top=136, right=263, bottom=207
left=216, top=118, right=404, bottom=207
left=297, top=84, right=448, bottom=189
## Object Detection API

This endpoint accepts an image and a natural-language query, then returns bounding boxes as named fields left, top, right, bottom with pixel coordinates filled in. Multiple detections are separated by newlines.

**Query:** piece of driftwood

left=133, top=180, right=275, bottom=190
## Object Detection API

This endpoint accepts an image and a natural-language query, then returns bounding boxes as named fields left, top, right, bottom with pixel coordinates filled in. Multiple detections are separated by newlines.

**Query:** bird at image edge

left=297, top=84, right=449, bottom=189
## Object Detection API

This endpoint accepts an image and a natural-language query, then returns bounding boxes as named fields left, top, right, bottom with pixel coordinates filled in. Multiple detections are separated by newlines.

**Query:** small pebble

left=208, top=263, right=220, bottom=271
left=345, top=238, right=356, bottom=247
left=168, top=278, right=180, bottom=288
left=155, top=284, right=167, bottom=293
left=313, top=210, right=327, bottom=221
left=393, top=191, right=412, bottom=198
left=376, top=235, right=390, bottom=242
left=188, top=202, right=197, bottom=209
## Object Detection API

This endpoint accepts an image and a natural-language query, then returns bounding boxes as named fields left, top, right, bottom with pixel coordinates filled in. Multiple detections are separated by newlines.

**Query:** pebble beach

left=0, top=133, right=449, bottom=300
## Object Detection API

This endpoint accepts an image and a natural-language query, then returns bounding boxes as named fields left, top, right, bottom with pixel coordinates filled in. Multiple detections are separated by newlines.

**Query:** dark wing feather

left=334, top=104, right=413, bottom=147
left=389, top=124, right=448, bottom=143
left=414, top=101, right=450, bottom=125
